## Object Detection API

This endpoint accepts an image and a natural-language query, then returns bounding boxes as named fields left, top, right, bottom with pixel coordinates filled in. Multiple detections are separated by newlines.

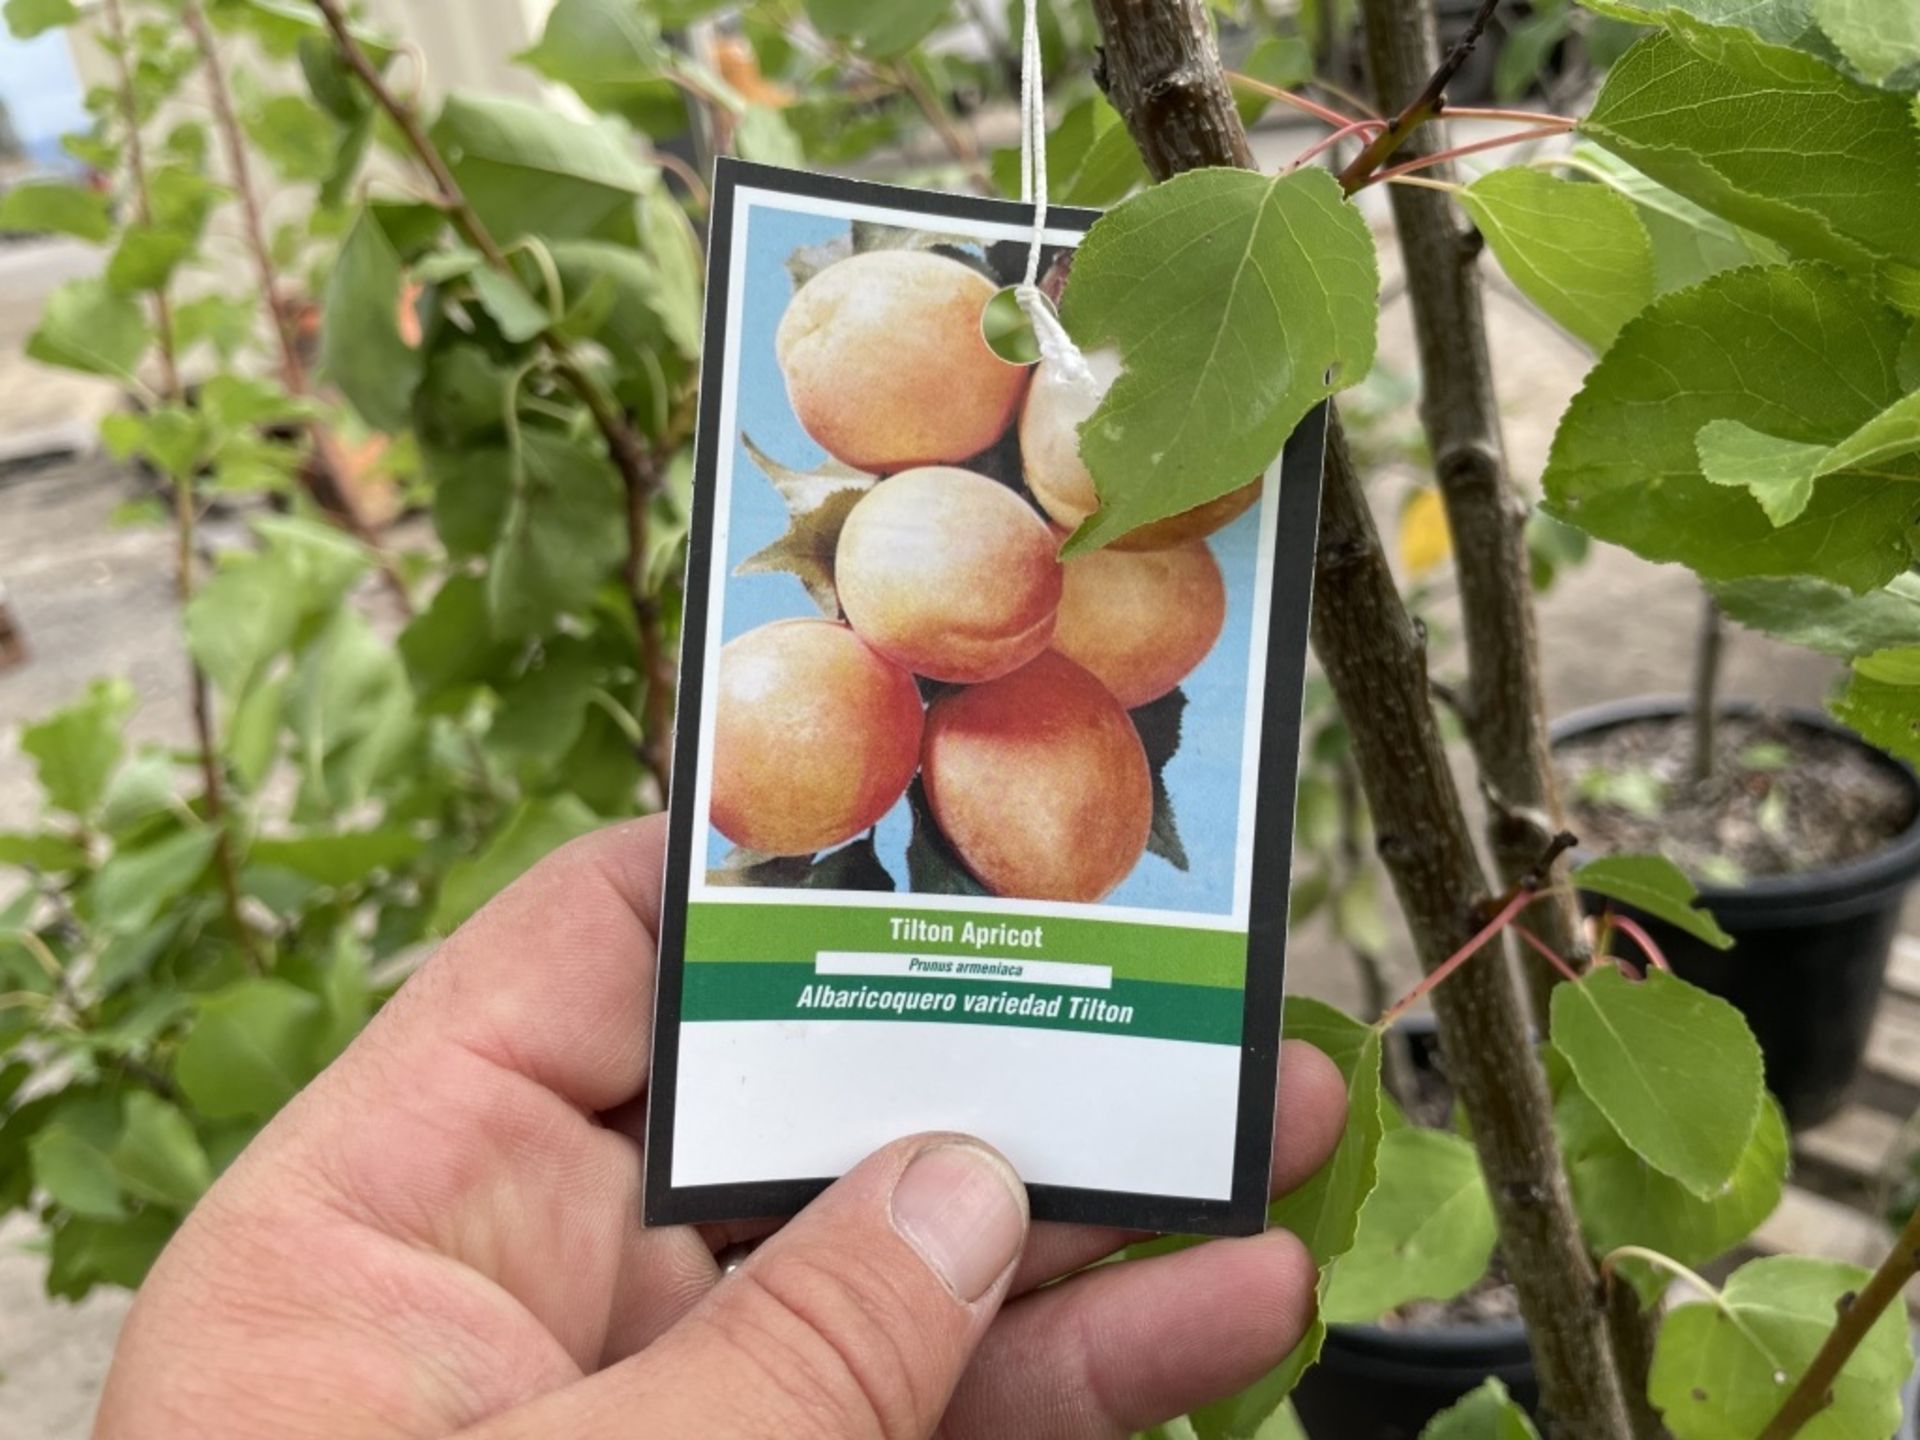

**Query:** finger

left=1008, top=1038, right=1347, bottom=1293
left=361, top=815, right=668, bottom=1114
left=463, top=1134, right=1030, bottom=1440
left=944, top=1228, right=1319, bottom=1439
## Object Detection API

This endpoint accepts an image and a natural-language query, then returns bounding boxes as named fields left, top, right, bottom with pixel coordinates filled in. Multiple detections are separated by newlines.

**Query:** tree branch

left=1354, top=0, right=1587, bottom=1029
left=105, top=0, right=262, bottom=976
left=1759, top=1201, right=1920, bottom=1438
left=1090, top=3, right=1632, bottom=1434
left=181, top=0, right=412, bottom=616
left=311, top=0, right=676, bottom=787
left=1338, top=0, right=1501, bottom=192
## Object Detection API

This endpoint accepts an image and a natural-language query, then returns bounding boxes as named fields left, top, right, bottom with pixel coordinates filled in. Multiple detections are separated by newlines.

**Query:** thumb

left=465, top=1134, right=1030, bottom=1440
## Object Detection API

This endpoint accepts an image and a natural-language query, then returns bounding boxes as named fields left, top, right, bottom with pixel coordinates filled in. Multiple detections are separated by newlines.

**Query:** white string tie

left=1015, top=0, right=1095, bottom=388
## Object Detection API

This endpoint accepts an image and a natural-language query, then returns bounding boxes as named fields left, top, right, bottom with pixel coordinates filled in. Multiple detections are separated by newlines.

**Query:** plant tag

left=645, top=161, right=1326, bottom=1236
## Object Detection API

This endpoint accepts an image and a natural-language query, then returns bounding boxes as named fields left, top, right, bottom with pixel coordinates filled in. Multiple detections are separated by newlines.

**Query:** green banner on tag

left=685, top=900, right=1249, bottom=989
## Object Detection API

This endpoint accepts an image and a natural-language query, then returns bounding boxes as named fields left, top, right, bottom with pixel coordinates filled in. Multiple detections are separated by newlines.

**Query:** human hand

left=95, top=816, right=1347, bottom=1439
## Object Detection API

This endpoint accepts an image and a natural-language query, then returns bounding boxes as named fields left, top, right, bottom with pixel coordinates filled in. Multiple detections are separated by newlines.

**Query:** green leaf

left=242, top=92, right=337, bottom=183
left=432, top=794, right=600, bottom=931
left=735, top=106, right=804, bottom=167
left=710, top=835, right=897, bottom=891
left=429, top=92, right=654, bottom=243
left=1542, top=264, right=1917, bottom=592
left=1694, top=420, right=1830, bottom=525
left=515, top=0, right=681, bottom=128
left=250, top=827, right=423, bottom=886
left=1581, top=26, right=1920, bottom=272
left=1812, top=0, right=1920, bottom=85
left=1060, top=167, right=1377, bottom=552
left=29, top=1097, right=123, bottom=1219
left=1564, top=143, right=1785, bottom=293
left=90, top=827, right=219, bottom=934
left=1561, top=1076, right=1787, bottom=1303
left=487, top=428, right=628, bottom=638
left=1233, top=33, right=1314, bottom=123
left=551, top=227, right=701, bottom=369
left=486, top=638, right=603, bottom=773
left=1458, top=168, right=1655, bottom=351
left=1322, top=1127, right=1497, bottom=1324
left=1420, top=1379, right=1540, bottom=1439
left=0, top=181, right=111, bottom=241
left=1695, top=387, right=1920, bottom=526
left=990, top=94, right=1147, bottom=208
left=1573, top=853, right=1735, bottom=947
left=20, top=677, right=131, bottom=816
left=175, top=979, right=328, bottom=1120
left=470, top=265, right=551, bottom=343
left=3, top=0, right=74, bottom=37
left=45, top=1208, right=174, bottom=1298
left=99, top=749, right=178, bottom=836
left=0, top=832, right=88, bottom=871
left=174, top=293, right=256, bottom=360
left=322, top=210, right=422, bottom=433
left=1715, top=571, right=1920, bottom=656
left=399, top=572, right=509, bottom=697
left=186, top=516, right=370, bottom=700
left=1270, top=999, right=1385, bottom=1266
left=110, top=1092, right=211, bottom=1211
left=26, top=278, right=151, bottom=383
left=1650, top=1255, right=1914, bottom=1439
left=1576, top=0, right=1816, bottom=50
left=1834, top=669, right=1920, bottom=764
left=106, top=224, right=194, bottom=294
left=804, top=0, right=950, bottom=56
left=1551, top=965, right=1764, bottom=1196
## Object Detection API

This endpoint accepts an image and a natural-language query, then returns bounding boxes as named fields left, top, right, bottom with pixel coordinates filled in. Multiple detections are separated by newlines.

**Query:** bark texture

left=1355, top=0, right=1587, bottom=1026
left=1085, top=3, right=1632, bottom=1434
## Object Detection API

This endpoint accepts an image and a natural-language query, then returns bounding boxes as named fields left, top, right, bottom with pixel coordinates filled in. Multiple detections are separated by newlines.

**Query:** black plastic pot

left=1552, top=698, right=1920, bottom=1129
left=1291, top=1318, right=1538, bottom=1439
left=1292, top=1018, right=1542, bottom=1438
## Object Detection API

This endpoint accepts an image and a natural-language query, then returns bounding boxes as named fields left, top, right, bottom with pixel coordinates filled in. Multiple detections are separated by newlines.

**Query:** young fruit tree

left=0, top=1, right=1917, bottom=1438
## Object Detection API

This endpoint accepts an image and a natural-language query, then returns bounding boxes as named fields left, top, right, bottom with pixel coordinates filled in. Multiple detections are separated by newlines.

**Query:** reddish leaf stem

left=1224, top=70, right=1363, bottom=130
left=1510, top=922, right=1584, bottom=986
left=1443, top=104, right=1580, bottom=126
left=1289, top=117, right=1390, bottom=170
left=1367, top=122, right=1573, bottom=184
left=1376, top=888, right=1537, bottom=1031
left=1606, top=912, right=1673, bottom=974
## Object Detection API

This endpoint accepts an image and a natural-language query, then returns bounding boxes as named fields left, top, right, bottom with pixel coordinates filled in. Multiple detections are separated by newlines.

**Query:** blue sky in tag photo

left=707, top=200, right=1270, bottom=918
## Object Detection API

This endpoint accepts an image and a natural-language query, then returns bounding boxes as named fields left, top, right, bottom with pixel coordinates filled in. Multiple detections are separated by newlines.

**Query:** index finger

left=371, top=815, right=669, bottom=1114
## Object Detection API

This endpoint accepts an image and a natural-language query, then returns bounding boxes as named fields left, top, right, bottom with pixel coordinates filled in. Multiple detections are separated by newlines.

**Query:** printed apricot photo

left=693, top=193, right=1280, bottom=918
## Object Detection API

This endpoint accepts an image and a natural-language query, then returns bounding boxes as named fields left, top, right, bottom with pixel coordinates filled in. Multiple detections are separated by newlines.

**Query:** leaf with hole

left=1650, top=1255, right=1913, bottom=1439
left=1550, top=965, right=1763, bottom=1196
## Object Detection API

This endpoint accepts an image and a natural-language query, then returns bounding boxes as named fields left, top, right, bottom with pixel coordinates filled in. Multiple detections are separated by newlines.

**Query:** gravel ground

left=0, top=166, right=1843, bottom=1436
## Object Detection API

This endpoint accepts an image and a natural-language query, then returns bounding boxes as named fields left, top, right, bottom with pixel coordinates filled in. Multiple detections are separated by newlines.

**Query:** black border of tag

left=644, top=157, right=1327, bottom=1237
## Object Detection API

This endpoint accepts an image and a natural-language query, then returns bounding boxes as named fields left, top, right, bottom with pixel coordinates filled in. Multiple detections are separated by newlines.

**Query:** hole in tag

left=981, top=285, right=1041, bottom=367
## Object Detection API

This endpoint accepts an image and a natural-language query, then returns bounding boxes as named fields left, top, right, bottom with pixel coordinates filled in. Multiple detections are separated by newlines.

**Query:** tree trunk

left=1354, top=0, right=1587, bottom=1029
left=1085, top=3, right=1633, bottom=1434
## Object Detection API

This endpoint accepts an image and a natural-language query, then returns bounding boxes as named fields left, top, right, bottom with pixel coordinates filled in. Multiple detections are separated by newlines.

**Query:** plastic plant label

left=644, top=161, right=1326, bottom=1235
